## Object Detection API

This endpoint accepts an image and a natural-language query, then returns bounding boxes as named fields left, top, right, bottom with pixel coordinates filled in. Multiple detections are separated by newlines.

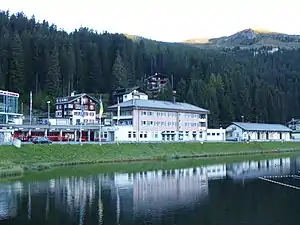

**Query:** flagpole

left=99, top=114, right=102, bottom=145
left=80, top=96, right=83, bottom=145
left=98, top=95, right=103, bottom=145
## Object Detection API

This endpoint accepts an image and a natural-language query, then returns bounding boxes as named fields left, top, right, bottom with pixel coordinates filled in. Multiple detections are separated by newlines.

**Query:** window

left=199, top=114, right=206, bottom=119
left=200, top=122, right=206, bottom=127
left=133, top=132, right=136, bottom=138
left=207, top=133, right=211, bottom=136
left=128, top=131, right=132, bottom=138
left=90, top=105, right=95, bottom=110
left=142, top=121, right=146, bottom=126
left=68, top=104, right=73, bottom=109
left=212, top=133, right=216, bottom=136
left=199, top=132, right=203, bottom=138
left=217, top=133, right=220, bottom=136
left=75, top=104, right=81, bottom=110
left=140, top=133, right=143, bottom=138
left=154, top=133, right=158, bottom=138
left=144, top=132, right=147, bottom=138
left=141, top=111, right=147, bottom=116
left=150, top=121, right=154, bottom=126
left=90, top=112, right=95, bottom=116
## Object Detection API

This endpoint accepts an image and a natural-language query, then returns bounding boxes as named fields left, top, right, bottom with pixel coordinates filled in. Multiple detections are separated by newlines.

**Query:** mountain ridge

left=183, top=28, right=300, bottom=49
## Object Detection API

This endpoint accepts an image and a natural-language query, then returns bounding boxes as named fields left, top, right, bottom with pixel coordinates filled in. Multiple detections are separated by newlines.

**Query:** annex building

left=225, top=122, right=291, bottom=141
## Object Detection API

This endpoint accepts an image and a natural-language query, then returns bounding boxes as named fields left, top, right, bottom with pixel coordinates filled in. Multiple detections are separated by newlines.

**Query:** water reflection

left=0, top=156, right=299, bottom=225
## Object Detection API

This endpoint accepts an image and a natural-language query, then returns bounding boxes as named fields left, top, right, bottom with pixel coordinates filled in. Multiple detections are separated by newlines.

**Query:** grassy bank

left=6, top=151, right=300, bottom=182
left=0, top=142, right=300, bottom=176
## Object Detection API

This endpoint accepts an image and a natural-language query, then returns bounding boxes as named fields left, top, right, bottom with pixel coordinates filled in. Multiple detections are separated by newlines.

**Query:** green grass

left=0, top=142, right=300, bottom=176
left=5, top=151, right=300, bottom=183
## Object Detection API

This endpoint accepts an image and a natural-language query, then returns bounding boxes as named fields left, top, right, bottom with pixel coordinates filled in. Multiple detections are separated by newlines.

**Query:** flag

left=81, top=96, right=84, bottom=118
left=117, top=98, right=120, bottom=122
left=99, top=96, right=103, bottom=118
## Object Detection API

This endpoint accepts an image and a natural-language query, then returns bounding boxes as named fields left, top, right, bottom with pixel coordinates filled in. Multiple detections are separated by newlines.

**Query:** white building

left=113, top=86, right=148, bottom=104
left=55, top=92, right=99, bottom=125
left=225, top=122, right=291, bottom=141
left=206, top=128, right=226, bottom=142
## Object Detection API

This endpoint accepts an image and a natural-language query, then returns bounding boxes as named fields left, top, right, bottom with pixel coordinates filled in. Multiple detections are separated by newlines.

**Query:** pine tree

left=46, top=45, right=60, bottom=96
left=8, top=31, right=25, bottom=94
left=112, top=50, right=128, bottom=89
left=86, top=42, right=102, bottom=93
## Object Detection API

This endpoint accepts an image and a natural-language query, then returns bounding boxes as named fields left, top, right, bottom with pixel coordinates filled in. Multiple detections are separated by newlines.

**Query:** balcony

left=199, top=118, right=207, bottom=123
left=112, top=115, right=133, bottom=120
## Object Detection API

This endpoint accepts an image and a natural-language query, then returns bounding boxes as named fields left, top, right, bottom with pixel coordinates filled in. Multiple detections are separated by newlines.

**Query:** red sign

left=0, top=90, right=19, bottom=97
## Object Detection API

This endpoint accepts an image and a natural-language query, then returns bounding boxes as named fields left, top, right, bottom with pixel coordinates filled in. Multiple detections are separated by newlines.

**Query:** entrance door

left=279, top=132, right=282, bottom=140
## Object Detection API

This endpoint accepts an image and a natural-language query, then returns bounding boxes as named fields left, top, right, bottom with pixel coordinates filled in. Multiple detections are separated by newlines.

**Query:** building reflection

left=0, top=156, right=299, bottom=223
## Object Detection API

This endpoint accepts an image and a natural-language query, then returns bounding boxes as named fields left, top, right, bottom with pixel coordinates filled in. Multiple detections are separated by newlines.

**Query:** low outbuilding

left=225, top=122, right=291, bottom=141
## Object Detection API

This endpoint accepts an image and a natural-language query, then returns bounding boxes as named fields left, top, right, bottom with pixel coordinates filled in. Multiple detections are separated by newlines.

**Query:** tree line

left=0, top=11, right=300, bottom=127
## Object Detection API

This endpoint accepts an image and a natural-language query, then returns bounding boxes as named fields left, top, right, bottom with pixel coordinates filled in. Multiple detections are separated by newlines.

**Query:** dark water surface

left=0, top=156, right=300, bottom=225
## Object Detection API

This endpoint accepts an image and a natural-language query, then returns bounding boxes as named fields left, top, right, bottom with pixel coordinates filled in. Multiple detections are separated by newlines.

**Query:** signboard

left=0, top=90, right=19, bottom=97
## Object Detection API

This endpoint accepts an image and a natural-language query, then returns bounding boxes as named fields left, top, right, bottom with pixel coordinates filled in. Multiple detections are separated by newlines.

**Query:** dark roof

left=113, top=86, right=144, bottom=96
left=287, top=119, right=300, bottom=124
left=107, top=99, right=209, bottom=113
left=147, top=73, right=168, bottom=80
left=231, top=122, right=291, bottom=132
left=55, top=93, right=98, bottom=105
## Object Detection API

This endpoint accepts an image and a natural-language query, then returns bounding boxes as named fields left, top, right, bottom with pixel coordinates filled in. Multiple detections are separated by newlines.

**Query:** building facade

left=225, top=122, right=291, bottom=141
left=146, top=73, right=168, bottom=93
left=107, top=98, right=209, bottom=142
left=0, top=90, right=22, bottom=124
left=55, top=93, right=98, bottom=125
left=113, top=86, right=148, bottom=104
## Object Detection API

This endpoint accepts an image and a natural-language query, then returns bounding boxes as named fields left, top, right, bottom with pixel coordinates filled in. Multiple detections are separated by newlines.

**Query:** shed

left=225, top=122, right=291, bottom=141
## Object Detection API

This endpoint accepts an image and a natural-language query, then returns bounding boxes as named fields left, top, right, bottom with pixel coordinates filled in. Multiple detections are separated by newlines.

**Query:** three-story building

left=107, top=97, right=209, bottom=142
left=55, top=93, right=98, bottom=125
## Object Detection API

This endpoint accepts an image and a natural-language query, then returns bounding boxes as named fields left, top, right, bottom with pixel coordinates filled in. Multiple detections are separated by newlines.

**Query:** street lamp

left=47, top=101, right=51, bottom=124
left=241, top=115, right=244, bottom=123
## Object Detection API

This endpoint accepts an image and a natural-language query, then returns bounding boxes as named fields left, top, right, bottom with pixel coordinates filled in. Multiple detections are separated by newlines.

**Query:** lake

left=0, top=156, right=300, bottom=225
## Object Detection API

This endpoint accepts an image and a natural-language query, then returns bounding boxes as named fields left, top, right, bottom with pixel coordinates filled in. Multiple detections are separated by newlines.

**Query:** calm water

left=0, top=157, right=300, bottom=225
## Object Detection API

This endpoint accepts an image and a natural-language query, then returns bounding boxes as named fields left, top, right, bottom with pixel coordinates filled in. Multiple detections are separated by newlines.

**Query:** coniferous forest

left=1, top=11, right=300, bottom=127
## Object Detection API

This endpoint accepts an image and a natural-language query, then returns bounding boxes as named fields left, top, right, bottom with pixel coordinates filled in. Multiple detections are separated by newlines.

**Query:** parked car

left=31, top=137, right=52, bottom=144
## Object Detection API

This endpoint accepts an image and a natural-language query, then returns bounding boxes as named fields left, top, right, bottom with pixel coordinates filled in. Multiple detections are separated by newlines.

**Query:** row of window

left=141, top=111, right=206, bottom=119
left=56, top=97, right=94, bottom=104
left=141, top=111, right=176, bottom=117
left=186, top=113, right=206, bottom=119
left=56, top=111, right=95, bottom=117
left=74, top=112, right=95, bottom=117
left=56, top=104, right=95, bottom=111
left=141, top=120, right=177, bottom=126
left=141, top=120, right=206, bottom=127
left=184, top=122, right=206, bottom=127
left=207, top=132, right=221, bottom=136
left=127, top=131, right=204, bottom=139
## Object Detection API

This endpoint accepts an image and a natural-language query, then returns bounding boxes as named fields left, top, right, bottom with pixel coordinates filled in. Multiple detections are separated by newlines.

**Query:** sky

left=1, top=0, right=300, bottom=42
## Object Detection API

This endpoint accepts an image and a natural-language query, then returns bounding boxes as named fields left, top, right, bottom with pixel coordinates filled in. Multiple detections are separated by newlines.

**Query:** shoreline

left=0, top=142, right=300, bottom=178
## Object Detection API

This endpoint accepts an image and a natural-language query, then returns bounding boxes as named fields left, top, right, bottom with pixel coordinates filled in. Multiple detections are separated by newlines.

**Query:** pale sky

left=2, top=0, right=300, bottom=42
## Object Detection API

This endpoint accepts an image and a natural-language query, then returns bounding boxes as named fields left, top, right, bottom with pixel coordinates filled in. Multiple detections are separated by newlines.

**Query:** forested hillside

left=1, top=11, right=300, bottom=127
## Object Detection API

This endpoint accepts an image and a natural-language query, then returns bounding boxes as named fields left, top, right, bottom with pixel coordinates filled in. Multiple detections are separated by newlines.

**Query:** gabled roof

left=287, top=119, right=300, bottom=124
left=55, top=93, right=99, bottom=105
left=107, top=99, right=209, bottom=113
left=113, top=86, right=145, bottom=96
left=231, top=122, right=291, bottom=132
left=147, top=73, right=168, bottom=80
